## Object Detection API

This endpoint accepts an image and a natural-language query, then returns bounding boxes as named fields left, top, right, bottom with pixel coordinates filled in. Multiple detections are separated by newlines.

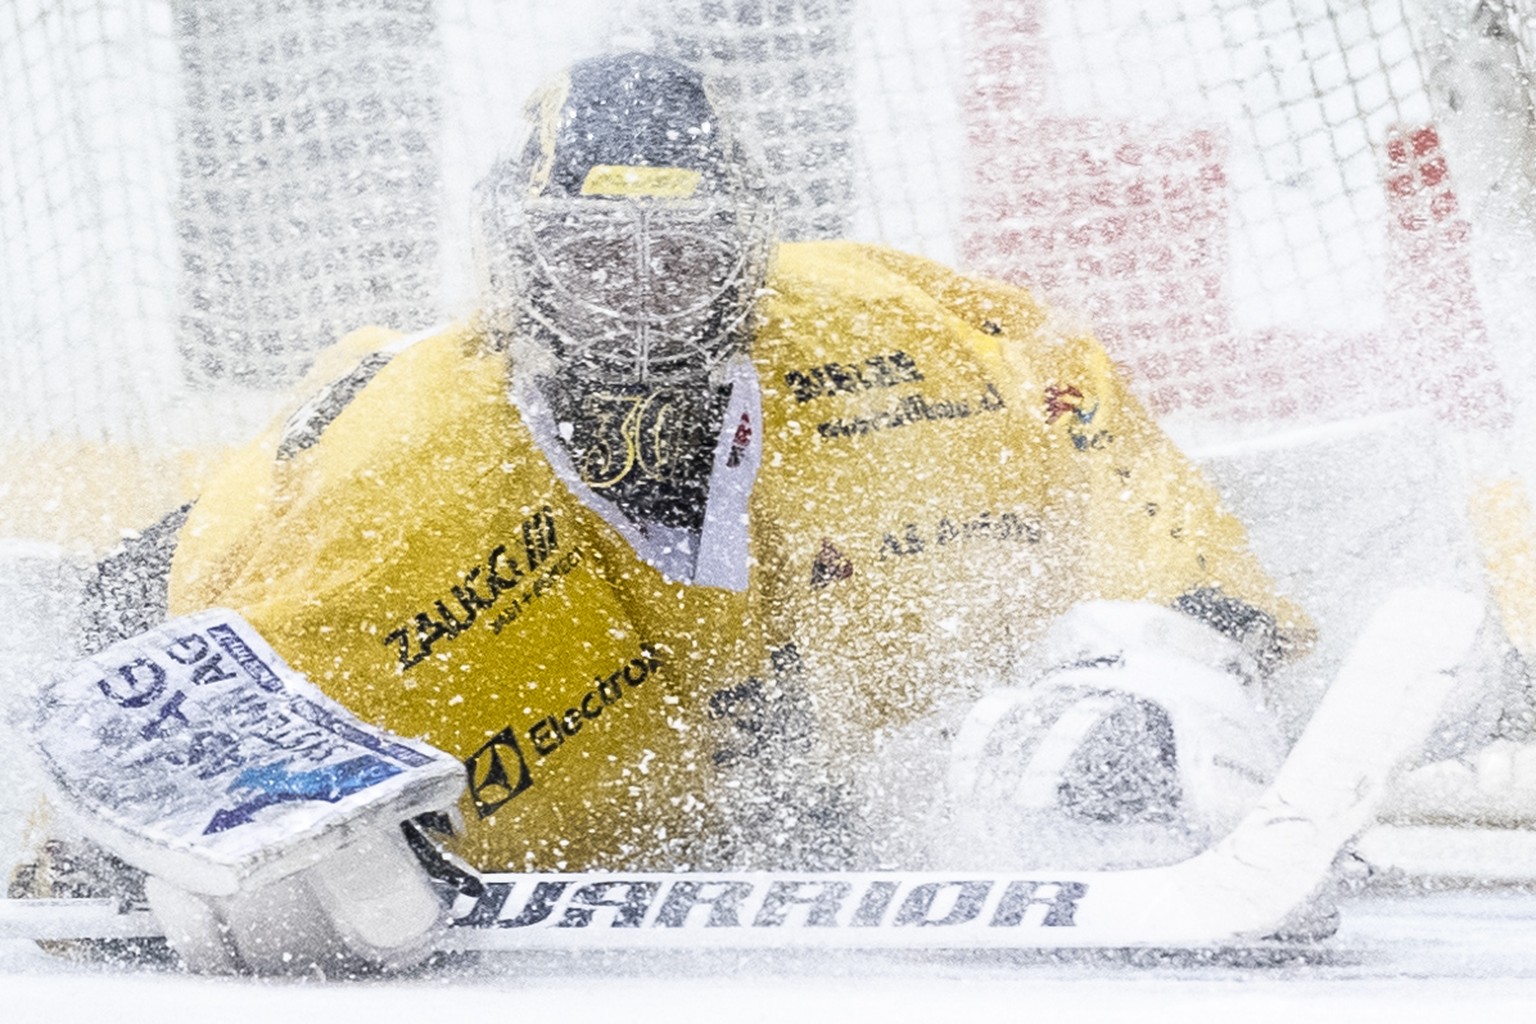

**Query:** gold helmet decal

left=580, top=165, right=703, bottom=198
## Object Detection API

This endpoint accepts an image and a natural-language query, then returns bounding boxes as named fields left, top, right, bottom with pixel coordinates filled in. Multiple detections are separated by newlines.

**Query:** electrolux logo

left=465, top=727, right=534, bottom=818
left=464, top=651, right=662, bottom=817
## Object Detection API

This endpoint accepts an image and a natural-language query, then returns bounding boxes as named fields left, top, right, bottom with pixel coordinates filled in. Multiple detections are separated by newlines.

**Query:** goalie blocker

left=10, top=590, right=1486, bottom=963
left=25, top=610, right=464, bottom=972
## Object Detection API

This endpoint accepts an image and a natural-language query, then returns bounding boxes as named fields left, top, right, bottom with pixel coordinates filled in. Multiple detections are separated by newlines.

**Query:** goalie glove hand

left=943, top=600, right=1285, bottom=871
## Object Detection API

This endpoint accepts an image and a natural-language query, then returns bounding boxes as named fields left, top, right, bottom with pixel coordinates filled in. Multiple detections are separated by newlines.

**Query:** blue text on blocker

left=31, top=609, right=464, bottom=893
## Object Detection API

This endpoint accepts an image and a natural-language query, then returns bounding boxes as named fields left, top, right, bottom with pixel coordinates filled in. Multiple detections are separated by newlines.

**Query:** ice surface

left=6, top=894, right=1536, bottom=1020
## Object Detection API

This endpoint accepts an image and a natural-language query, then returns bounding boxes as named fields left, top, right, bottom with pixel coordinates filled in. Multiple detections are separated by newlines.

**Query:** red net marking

left=961, top=113, right=1231, bottom=420
left=959, top=0, right=1505, bottom=434
left=1383, top=125, right=1511, bottom=433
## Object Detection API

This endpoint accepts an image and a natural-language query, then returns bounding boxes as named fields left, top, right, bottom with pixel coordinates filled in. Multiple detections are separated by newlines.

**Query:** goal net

left=4, top=0, right=1533, bottom=505
left=3, top=0, right=1536, bottom=854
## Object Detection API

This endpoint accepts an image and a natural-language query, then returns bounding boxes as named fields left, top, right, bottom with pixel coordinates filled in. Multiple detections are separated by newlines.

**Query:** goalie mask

left=475, top=53, right=775, bottom=387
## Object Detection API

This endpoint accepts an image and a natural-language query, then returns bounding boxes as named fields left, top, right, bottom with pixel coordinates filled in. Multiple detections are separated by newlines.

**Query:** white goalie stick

left=0, top=589, right=1485, bottom=951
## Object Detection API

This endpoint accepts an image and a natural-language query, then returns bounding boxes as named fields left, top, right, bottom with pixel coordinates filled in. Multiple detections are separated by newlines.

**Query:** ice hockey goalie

left=28, top=52, right=1318, bottom=973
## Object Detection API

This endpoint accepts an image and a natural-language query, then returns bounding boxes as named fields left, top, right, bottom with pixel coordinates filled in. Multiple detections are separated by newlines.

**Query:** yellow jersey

left=170, top=241, right=1303, bottom=873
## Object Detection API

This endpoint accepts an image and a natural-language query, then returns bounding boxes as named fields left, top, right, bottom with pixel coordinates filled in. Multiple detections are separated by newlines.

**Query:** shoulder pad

left=274, top=327, right=440, bottom=462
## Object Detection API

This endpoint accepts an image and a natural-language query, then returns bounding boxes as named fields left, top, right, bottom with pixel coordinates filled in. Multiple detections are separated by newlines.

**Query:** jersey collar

left=509, top=354, right=762, bottom=591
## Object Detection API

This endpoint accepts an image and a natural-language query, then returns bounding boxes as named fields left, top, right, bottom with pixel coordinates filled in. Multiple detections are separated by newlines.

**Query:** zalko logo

left=385, top=507, right=565, bottom=671
left=444, top=873, right=1086, bottom=932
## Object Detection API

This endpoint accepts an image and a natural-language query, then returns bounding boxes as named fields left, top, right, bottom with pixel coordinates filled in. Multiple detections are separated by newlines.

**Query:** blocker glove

left=27, top=610, right=464, bottom=974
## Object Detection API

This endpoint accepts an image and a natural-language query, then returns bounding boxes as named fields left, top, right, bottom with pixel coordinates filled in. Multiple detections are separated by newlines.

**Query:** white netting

left=173, top=0, right=444, bottom=388
left=960, top=0, right=1518, bottom=440
left=1, top=0, right=1533, bottom=508
left=646, top=0, right=858, bottom=241
left=1, top=0, right=180, bottom=445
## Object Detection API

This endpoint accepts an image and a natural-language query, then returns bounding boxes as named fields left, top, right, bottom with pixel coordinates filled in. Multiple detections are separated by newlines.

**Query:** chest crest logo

left=726, top=412, right=753, bottom=468
left=1045, top=384, right=1092, bottom=424
left=810, top=538, right=855, bottom=588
